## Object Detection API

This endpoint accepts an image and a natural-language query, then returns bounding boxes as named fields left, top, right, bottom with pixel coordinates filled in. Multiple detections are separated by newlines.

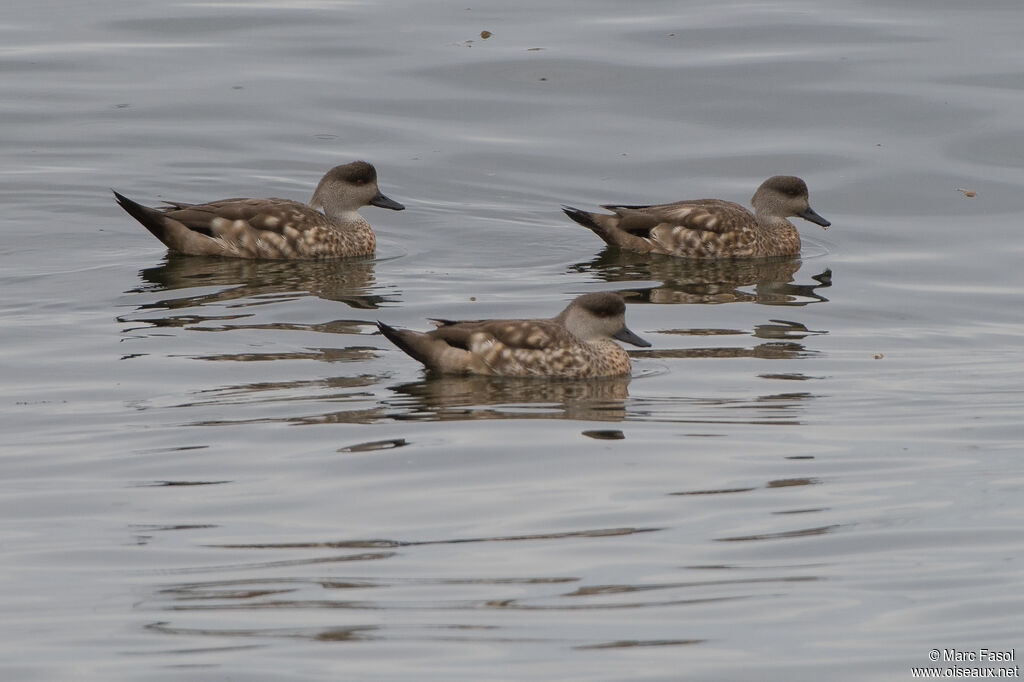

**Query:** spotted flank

left=562, top=175, right=830, bottom=259
left=376, top=292, right=650, bottom=378
left=113, top=161, right=404, bottom=259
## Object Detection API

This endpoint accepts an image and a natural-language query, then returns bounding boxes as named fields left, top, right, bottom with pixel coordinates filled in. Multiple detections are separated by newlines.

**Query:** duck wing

left=160, top=198, right=328, bottom=236
left=602, top=199, right=752, bottom=236
left=430, top=319, right=575, bottom=351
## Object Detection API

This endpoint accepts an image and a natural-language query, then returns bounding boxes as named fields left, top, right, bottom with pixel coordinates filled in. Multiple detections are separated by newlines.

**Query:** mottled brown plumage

left=563, top=175, right=830, bottom=259
left=377, top=292, right=650, bottom=377
left=114, top=161, right=404, bottom=259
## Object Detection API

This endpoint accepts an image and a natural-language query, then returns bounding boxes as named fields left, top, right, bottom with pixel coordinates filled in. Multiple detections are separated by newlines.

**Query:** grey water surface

left=2, top=0, right=1023, bottom=680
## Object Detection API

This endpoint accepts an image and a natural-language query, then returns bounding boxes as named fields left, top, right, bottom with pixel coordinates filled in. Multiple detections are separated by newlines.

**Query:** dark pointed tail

left=377, top=321, right=433, bottom=366
left=112, top=190, right=171, bottom=243
left=561, top=205, right=602, bottom=232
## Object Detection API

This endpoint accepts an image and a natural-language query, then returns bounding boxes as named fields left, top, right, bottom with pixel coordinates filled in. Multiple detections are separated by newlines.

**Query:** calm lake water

left=2, top=0, right=1023, bottom=680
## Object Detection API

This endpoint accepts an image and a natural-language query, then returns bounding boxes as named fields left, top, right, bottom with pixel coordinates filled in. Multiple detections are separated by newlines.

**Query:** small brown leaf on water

left=480, top=30, right=492, bottom=39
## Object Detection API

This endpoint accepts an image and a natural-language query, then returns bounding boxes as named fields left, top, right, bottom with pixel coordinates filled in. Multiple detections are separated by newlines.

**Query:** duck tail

left=561, top=205, right=653, bottom=252
left=114, top=190, right=229, bottom=255
left=377, top=321, right=437, bottom=367
left=112, top=190, right=174, bottom=246
left=561, top=205, right=602, bottom=232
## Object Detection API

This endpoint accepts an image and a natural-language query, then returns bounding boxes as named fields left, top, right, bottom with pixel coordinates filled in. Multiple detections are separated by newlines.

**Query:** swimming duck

left=113, top=161, right=404, bottom=259
left=562, top=175, right=830, bottom=259
left=377, top=292, right=650, bottom=377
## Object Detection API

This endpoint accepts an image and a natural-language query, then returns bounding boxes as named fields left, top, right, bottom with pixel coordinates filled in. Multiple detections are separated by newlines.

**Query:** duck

left=376, top=292, right=650, bottom=377
left=113, top=161, right=404, bottom=259
left=562, top=175, right=830, bottom=259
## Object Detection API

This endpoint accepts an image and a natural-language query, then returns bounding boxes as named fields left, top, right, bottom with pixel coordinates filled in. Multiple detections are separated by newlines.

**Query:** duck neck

left=312, top=192, right=361, bottom=224
left=325, top=206, right=363, bottom=223
left=751, top=202, right=792, bottom=231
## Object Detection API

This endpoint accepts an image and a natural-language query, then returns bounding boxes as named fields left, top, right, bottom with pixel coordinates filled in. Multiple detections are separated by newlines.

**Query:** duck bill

left=799, top=206, right=831, bottom=229
left=370, top=191, right=405, bottom=211
left=613, top=325, right=651, bottom=348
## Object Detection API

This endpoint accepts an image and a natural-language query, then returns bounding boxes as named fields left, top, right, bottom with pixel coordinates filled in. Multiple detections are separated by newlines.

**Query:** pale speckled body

left=450, top=320, right=633, bottom=378
left=114, top=161, right=403, bottom=260
left=166, top=198, right=376, bottom=259
left=563, top=175, right=830, bottom=259
left=377, top=292, right=650, bottom=378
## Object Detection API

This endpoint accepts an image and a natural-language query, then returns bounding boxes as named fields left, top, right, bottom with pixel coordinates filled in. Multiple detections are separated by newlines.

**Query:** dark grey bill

left=798, top=206, right=830, bottom=228
left=613, top=325, right=651, bottom=348
left=371, top=192, right=405, bottom=211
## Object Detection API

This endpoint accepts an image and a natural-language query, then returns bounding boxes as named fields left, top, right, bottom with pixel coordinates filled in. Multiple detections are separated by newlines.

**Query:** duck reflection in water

left=571, top=248, right=831, bottom=306
left=247, top=374, right=635, bottom=425
left=382, top=374, right=633, bottom=422
left=130, top=252, right=393, bottom=311
left=648, top=319, right=827, bottom=361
